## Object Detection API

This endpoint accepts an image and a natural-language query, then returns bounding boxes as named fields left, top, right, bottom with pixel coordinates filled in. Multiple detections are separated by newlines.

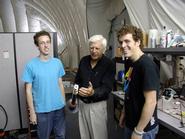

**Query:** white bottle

left=151, top=35, right=156, bottom=48
left=166, top=30, right=173, bottom=48
left=160, top=26, right=167, bottom=48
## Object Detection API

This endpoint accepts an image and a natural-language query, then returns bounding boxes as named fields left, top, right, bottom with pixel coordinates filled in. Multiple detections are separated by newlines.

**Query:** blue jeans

left=37, top=107, right=65, bottom=139
left=124, top=125, right=159, bottom=139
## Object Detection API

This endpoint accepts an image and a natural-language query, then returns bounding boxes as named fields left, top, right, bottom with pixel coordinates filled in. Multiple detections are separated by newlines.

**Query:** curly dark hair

left=117, top=25, right=143, bottom=48
left=33, top=30, right=51, bottom=46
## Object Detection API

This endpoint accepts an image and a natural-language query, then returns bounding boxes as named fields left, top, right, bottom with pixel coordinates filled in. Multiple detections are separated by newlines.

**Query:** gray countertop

left=111, top=91, right=185, bottom=138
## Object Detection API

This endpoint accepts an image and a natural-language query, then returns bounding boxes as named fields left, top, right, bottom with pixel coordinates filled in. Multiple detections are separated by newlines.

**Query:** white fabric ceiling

left=0, top=0, right=124, bottom=68
left=87, top=0, right=124, bottom=38
left=0, top=0, right=184, bottom=68
left=125, top=0, right=185, bottom=34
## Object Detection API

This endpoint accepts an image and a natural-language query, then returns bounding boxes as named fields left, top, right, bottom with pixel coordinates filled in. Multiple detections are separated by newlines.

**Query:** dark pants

left=37, top=107, right=65, bottom=139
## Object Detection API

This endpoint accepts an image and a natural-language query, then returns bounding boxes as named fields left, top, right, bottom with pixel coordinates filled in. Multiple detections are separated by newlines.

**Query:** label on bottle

left=160, top=35, right=167, bottom=48
left=151, top=37, right=156, bottom=48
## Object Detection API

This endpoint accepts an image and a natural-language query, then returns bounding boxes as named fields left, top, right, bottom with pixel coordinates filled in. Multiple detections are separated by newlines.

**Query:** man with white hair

left=74, top=35, right=115, bottom=139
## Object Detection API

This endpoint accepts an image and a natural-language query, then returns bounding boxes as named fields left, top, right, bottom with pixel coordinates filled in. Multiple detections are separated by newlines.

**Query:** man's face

left=118, top=33, right=140, bottom=59
left=37, top=35, right=51, bottom=56
left=89, top=41, right=104, bottom=61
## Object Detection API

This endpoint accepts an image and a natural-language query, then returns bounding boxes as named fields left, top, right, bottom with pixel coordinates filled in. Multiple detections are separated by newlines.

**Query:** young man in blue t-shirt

left=22, top=31, right=66, bottom=139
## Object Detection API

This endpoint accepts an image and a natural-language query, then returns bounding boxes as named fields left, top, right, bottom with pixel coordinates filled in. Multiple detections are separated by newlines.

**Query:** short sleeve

left=22, top=64, right=33, bottom=83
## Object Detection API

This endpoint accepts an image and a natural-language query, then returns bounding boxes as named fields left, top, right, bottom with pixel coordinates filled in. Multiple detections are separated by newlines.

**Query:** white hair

left=88, top=35, right=107, bottom=53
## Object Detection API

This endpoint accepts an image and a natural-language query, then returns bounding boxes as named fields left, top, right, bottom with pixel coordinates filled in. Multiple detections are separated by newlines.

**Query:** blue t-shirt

left=22, top=57, right=65, bottom=113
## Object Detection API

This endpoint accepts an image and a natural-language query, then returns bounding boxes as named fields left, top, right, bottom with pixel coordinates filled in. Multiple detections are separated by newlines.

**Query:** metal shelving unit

left=143, top=47, right=185, bottom=55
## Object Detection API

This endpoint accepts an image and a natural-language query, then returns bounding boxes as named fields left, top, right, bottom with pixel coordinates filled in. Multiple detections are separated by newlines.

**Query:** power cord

left=0, top=105, right=8, bottom=137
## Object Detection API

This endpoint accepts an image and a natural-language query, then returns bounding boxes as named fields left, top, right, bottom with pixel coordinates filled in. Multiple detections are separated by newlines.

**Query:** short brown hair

left=33, top=30, right=51, bottom=46
left=117, top=25, right=143, bottom=48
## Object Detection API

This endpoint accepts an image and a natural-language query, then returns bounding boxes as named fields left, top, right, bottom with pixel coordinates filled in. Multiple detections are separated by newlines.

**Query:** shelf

left=142, top=47, right=185, bottom=55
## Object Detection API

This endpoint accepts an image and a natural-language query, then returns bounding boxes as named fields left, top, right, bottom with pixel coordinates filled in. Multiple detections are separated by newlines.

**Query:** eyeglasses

left=38, top=41, right=51, bottom=46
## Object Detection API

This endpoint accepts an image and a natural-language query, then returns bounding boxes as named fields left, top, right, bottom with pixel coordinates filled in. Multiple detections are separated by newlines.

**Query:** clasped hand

left=78, top=82, right=94, bottom=97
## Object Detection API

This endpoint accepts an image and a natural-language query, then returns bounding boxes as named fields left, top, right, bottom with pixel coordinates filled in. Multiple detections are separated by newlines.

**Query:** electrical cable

left=0, top=105, right=8, bottom=137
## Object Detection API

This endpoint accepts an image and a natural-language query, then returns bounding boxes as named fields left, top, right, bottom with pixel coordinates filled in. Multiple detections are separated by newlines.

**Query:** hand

left=119, top=111, right=125, bottom=128
left=69, top=99, right=77, bottom=107
left=29, top=111, right=37, bottom=125
left=78, top=82, right=94, bottom=97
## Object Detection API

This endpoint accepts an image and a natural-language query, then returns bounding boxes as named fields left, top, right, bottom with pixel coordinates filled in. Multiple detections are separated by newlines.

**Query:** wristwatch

left=134, top=127, right=144, bottom=136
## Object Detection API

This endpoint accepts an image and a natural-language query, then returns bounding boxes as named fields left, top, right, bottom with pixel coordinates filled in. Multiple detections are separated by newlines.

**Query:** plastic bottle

left=166, top=30, right=173, bottom=48
left=151, top=35, right=156, bottom=48
left=160, top=26, right=167, bottom=48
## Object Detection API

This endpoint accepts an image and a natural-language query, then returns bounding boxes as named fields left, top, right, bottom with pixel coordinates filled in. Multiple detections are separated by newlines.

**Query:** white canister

left=148, top=29, right=159, bottom=48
